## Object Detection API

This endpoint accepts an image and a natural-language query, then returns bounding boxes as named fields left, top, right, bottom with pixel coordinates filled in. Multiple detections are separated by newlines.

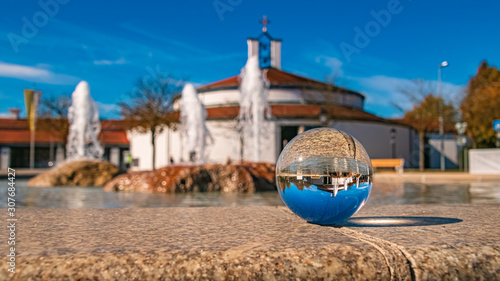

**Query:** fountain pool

left=2, top=179, right=499, bottom=209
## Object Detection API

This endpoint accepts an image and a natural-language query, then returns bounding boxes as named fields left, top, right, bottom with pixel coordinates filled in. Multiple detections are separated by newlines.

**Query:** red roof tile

left=99, top=131, right=129, bottom=145
left=203, top=104, right=392, bottom=123
left=0, top=119, right=129, bottom=145
left=0, top=105, right=402, bottom=145
left=100, top=120, right=128, bottom=131
left=0, top=130, right=58, bottom=144
left=197, top=68, right=364, bottom=98
left=0, top=119, right=31, bottom=130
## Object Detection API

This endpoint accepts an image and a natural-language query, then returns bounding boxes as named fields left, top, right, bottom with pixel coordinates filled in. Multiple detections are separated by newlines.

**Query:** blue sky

left=1, top=0, right=499, bottom=119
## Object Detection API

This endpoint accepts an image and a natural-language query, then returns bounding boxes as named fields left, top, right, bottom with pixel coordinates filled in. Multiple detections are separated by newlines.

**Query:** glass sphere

left=276, top=128, right=373, bottom=225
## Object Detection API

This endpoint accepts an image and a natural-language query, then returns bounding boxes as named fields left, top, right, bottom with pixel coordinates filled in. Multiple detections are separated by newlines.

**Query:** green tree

left=402, top=80, right=456, bottom=171
left=120, top=72, right=184, bottom=170
left=460, top=61, right=500, bottom=148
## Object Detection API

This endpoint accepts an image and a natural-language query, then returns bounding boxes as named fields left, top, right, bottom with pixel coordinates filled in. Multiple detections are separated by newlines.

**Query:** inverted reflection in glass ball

left=276, top=128, right=373, bottom=225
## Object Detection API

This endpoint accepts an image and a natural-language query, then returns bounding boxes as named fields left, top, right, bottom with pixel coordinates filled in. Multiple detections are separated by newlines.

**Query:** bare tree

left=38, top=94, right=71, bottom=155
left=120, top=72, right=184, bottom=170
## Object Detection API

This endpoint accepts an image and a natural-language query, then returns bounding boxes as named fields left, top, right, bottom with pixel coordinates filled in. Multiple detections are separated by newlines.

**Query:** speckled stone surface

left=1, top=204, right=499, bottom=280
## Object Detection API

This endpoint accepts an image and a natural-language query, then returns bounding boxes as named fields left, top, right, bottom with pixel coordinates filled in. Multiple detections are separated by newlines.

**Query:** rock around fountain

left=28, top=81, right=118, bottom=187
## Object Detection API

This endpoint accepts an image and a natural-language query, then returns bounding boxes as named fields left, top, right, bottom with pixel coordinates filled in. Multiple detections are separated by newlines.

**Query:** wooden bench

left=371, top=158, right=405, bottom=174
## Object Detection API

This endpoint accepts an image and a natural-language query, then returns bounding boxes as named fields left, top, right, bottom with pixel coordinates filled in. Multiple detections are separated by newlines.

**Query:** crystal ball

left=276, top=128, right=373, bottom=225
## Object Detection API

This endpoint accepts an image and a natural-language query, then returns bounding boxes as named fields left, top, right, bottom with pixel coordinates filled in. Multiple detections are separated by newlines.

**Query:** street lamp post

left=438, top=61, right=448, bottom=172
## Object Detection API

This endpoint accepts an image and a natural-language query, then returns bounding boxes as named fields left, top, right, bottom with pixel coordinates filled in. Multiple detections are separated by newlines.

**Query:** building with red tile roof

left=0, top=114, right=129, bottom=169
left=127, top=27, right=420, bottom=170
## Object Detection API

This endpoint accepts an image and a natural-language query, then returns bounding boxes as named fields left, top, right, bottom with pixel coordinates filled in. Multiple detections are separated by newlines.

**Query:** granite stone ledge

left=1, top=205, right=499, bottom=280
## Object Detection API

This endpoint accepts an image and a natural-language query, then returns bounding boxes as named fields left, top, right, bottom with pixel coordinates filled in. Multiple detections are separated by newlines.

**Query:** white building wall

left=333, top=121, right=414, bottom=167
left=197, top=90, right=240, bottom=107
left=0, top=147, right=10, bottom=170
left=55, top=145, right=65, bottom=164
left=196, top=89, right=305, bottom=108
left=247, top=39, right=259, bottom=59
left=273, top=119, right=414, bottom=165
left=469, top=148, right=500, bottom=174
left=342, top=94, right=364, bottom=109
left=128, top=131, right=153, bottom=170
left=192, top=88, right=364, bottom=109
left=427, top=134, right=459, bottom=169
left=169, top=128, right=182, bottom=163
left=110, top=147, right=120, bottom=166
left=270, top=41, right=281, bottom=69
left=205, top=120, right=241, bottom=163
left=241, top=120, right=276, bottom=163
left=269, top=89, right=307, bottom=104
left=128, top=129, right=171, bottom=171
left=129, top=119, right=279, bottom=170
left=155, top=129, right=169, bottom=168
left=128, top=119, right=417, bottom=170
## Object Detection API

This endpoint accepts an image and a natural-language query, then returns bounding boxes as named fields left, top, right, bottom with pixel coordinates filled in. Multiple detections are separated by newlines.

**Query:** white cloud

left=316, top=55, right=344, bottom=79
left=355, top=75, right=466, bottom=116
left=316, top=56, right=343, bottom=71
left=358, top=75, right=413, bottom=93
left=0, top=62, right=50, bottom=78
left=0, top=62, right=80, bottom=85
left=358, top=75, right=465, bottom=99
left=93, top=58, right=127, bottom=65
left=0, top=112, right=10, bottom=118
left=96, top=101, right=120, bottom=116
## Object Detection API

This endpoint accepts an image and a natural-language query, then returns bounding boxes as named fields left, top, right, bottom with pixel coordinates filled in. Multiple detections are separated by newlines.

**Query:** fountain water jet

left=180, top=83, right=210, bottom=163
left=27, top=81, right=118, bottom=187
left=66, top=81, right=103, bottom=161
left=239, top=56, right=271, bottom=162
